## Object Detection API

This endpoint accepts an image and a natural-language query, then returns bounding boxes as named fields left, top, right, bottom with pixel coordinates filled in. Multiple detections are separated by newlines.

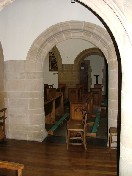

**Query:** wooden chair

left=66, top=102, right=87, bottom=150
left=82, top=92, right=96, bottom=118
left=109, top=127, right=117, bottom=149
left=0, top=108, right=7, bottom=140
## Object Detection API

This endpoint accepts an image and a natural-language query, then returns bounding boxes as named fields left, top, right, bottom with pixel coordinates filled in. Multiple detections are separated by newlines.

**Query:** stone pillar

left=102, top=61, right=106, bottom=95
left=0, top=43, right=5, bottom=108
left=4, top=60, right=47, bottom=142
left=88, top=62, right=92, bottom=91
left=119, top=43, right=132, bottom=176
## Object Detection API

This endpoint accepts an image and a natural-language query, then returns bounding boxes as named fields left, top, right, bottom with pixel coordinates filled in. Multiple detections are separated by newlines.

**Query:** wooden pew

left=68, top=88, right=79, bottom=102
left=44, top=84, right=54, bottom=101
left=86, top=111, right=100, bottom=137
left=94, top=84, right=103, bottom=89
left=0, top=160, right=24, bottom=176
left=46, top=88, right=56, bottom=100
left=55, top=92, right=64, bottom=118
left=44, top=88, right=64, bottom=124
left=90, top=88, right=102, bottom=108
left=57, top=84, right=66, bottom=100
left=44, top=99, right=55, bottom=124
left=68, top=85, right=86, bottom=103
left=76, top=84, right=84, bottom=100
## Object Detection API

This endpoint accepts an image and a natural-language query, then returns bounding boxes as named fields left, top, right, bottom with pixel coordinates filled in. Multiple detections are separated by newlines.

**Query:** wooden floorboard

left=0, top=139, right=117, bottom=176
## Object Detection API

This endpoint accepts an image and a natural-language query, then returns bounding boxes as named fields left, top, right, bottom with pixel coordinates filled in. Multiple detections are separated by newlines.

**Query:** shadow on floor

left=44, top=116, right=108, bottom=147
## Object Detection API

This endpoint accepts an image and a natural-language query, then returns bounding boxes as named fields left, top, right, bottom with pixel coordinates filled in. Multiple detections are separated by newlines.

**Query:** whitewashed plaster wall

left=57, top=39, right=95, bottom=64
left=44, top=39, right=95, bottom=88
left=0, top=0, right=104, bottom=61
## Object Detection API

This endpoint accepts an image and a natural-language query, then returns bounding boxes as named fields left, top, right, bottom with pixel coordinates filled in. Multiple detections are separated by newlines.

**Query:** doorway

left=80, top=61, right=88, bottom=92
left=43, top=44, right=108, bottom=147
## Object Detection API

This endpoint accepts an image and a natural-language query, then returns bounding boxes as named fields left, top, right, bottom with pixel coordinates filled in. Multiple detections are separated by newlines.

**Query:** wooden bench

left=87, top=111, right=100, bottom=137
left=44, top=92, right=64, bottom=124
left=48, top=113, right=69, bottom=135
left=90, top=87, right=102, bottom=107
left=68, top=88, right=80, bottom=102
left=57, top=84, right=66, bottom=100
left=0, top=160, right=24, bottom=176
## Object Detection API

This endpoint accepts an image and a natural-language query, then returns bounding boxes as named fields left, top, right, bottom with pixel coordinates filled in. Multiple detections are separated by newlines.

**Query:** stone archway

left=27, top=20, right=118, bottom=135
left=74, top=47, right=106, bottom=92
left=4, top=21, right=118, bottom=143
left=75, top=48, right=104, bottom=65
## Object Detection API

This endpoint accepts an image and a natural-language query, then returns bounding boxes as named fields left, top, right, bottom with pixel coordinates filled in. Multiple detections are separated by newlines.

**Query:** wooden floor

left=0, top=139, right=117, bottom=176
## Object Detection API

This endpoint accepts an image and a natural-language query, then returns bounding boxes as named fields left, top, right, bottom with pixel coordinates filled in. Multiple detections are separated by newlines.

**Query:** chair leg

left=67, top=130, right=70, bottom=150
left=109, top=134, right=112, bottom=149
left=83, top=133, right=87, bottom=151
left=18, top=169, right=23, bottom=176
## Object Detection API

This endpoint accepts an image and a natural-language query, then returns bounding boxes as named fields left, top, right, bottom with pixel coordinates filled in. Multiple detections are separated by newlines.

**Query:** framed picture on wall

left=49, top=52, right=58, bottom=71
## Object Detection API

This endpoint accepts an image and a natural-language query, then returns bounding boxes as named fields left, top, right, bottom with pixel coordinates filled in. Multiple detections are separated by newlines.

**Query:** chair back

left=70, top=102, right=87, bottom=121
left=82, top=109, right=88, bottom=126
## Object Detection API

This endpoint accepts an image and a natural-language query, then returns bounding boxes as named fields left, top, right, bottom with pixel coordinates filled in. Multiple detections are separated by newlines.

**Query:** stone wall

left=59, top=64, right=80, bottom=98
left=4, top=60, right=47, bottom=141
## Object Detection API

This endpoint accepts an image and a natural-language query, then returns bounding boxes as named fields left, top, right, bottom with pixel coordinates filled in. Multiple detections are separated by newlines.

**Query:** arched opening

left=26, top=21, right=118, bottom=142
left=74, top=48, right=107, bottom=94
left=43, top=43, right=109, bottom=143
left=1, top=0, right=132, bottom=175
